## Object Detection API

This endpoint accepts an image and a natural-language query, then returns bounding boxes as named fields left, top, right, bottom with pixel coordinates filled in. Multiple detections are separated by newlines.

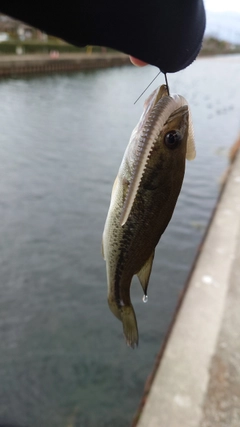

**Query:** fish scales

left=102, top=84, right=195, bottom=348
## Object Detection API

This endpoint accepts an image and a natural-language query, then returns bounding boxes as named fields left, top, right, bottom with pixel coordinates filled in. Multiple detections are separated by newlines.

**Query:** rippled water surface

left=0, top=55, right=240, bottom=427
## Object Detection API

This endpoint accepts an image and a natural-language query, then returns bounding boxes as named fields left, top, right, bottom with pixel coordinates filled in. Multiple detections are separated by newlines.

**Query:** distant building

left=0, top=13, right=47, bottom=40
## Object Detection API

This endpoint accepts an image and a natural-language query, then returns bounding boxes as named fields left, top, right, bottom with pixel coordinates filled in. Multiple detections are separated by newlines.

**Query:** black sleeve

left=0, top=0, right=206, bottom=73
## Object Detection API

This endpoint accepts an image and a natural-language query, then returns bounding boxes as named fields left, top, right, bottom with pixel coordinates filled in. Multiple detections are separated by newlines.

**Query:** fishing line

left=164, top=73, right=170, bottom=96
left=134, top=69, right=161, bottom=104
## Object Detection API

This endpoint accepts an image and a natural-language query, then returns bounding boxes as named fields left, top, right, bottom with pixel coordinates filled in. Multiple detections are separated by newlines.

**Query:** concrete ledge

left=137, top=151, right=240, bottom=427
left=0, top=53, right=130, bottom=77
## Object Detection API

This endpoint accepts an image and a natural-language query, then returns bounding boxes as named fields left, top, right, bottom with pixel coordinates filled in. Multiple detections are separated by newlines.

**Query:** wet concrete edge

left=132, top=145, right=240, bottom=427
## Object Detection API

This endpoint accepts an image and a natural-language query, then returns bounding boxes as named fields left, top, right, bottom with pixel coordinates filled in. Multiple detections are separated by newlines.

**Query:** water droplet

left=142, top=294, right=148, bottom=303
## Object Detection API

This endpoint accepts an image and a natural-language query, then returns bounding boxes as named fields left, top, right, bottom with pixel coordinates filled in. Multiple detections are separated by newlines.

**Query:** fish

left=102, top=84, right=195, bottom=348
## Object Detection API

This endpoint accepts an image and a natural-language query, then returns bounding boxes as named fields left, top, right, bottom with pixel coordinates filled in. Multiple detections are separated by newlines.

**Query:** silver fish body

left=102, top=85, right=195, bottom=348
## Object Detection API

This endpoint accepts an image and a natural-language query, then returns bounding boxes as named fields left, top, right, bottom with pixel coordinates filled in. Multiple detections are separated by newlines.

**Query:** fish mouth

left=153, top=84, right=169, bottom=106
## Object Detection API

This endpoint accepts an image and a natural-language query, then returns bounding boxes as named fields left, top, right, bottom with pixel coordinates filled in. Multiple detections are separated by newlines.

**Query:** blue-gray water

left=0, top=54, right=240, bottom=427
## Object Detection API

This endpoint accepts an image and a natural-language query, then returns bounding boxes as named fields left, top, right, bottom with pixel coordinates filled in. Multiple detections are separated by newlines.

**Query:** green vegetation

left=1, top=32, right=240, bottom=58
left=0, top=38, right=114, bottom=55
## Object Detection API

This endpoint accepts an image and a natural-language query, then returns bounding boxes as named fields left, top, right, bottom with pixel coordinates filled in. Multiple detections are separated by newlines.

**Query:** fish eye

left=164, top=130, right=182, bottom=149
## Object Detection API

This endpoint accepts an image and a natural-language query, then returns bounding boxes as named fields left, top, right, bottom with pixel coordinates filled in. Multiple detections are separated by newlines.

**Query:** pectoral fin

left=186, top=108, right=196, bottom=160
left=137, top=251, right=155, bottom=296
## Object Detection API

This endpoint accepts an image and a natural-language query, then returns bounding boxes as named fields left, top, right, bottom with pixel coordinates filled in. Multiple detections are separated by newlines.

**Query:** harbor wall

left=0, top=53, right=130, bottom=77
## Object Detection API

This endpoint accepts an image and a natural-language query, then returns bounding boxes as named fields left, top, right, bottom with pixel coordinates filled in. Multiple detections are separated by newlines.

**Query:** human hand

left=129, top=56, right=148, bottom=67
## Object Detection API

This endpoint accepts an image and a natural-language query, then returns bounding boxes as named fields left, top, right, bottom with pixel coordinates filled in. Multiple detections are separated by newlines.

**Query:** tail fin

left=120, top=305, right=139, bottom=348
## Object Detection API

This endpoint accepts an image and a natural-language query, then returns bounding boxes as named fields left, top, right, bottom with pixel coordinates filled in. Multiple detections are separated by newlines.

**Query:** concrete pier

left=136, top=150, right=240, bottom=427
left=0, top=52, right=130, bottom=77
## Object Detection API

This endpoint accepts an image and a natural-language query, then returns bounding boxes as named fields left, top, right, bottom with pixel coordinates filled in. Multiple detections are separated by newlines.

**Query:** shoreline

left=1, top=51, right=240, bottom=78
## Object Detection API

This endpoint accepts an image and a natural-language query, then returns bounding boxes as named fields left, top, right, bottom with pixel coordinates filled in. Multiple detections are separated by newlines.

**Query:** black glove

left=0, top=0, right=206, bottom=73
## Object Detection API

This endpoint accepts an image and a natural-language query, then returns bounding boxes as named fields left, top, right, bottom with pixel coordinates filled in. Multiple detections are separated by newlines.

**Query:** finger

left=129, top=56, right=148, bottom=67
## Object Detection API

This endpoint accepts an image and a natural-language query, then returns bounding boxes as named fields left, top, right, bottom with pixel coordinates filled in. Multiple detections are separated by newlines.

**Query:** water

left=0, top=54, right=240, bottom=427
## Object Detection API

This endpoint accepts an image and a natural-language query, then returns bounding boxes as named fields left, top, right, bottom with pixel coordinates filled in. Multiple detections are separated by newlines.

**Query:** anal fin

left=137, top=251, right=155, bottom=297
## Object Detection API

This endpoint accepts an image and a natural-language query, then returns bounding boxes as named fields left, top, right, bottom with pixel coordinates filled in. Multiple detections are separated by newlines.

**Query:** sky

left=204, top=0, right=240, bottom=43
left=204, top=0, right=240, bottom=13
